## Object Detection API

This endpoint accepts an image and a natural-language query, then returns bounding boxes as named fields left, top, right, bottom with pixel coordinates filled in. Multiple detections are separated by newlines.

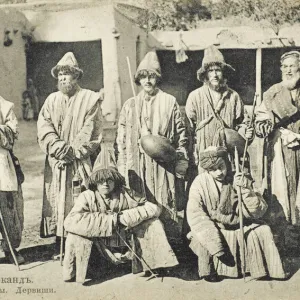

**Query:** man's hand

left=233, top=172, right=250, bottom=190
left=57, top=160, right=67, bottom=169
left=245, top=126, right=254, bottom=140
left=64, top=146, right=76, bottom=163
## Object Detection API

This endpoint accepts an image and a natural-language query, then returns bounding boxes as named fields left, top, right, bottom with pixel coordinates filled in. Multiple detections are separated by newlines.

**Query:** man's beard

left=58, top=81, right=78, bottom=96
left=206, top=78, right=228, bottom=92
left=282, top=72, right=300, bottom=90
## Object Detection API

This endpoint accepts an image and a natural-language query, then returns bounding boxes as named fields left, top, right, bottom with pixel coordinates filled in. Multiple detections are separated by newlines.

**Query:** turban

left=199, top=146, right=228, bottom=170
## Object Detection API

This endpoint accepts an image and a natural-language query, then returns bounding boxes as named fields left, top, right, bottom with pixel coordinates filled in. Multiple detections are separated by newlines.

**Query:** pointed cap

left=92, top=144, right=118, bottom=173
left=135, top=51, right=161, bottom=79
left=51, top=52, right=83, bottom=79
left=197, top=45, right=235, bottom=82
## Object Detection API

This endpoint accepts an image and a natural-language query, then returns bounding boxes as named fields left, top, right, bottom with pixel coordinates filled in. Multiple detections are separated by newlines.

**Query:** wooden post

left=255, top=47, right=263, bottom=187
left=256, top=48, right=262, bottom=105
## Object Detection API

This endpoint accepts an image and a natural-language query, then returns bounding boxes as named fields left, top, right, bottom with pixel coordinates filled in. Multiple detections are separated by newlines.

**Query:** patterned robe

left=185, top=84, right=245, bottom=172
left=116, top=89, right=187, bottom=238
left=187, top=171, right=285, bottom=279
left=255, top=83, right=300, bottom=226
left=63, top=188, right=178, bottom=282
left=0, top=97, right=23, bottom=252
left=37, top=87, right=102, bottom=237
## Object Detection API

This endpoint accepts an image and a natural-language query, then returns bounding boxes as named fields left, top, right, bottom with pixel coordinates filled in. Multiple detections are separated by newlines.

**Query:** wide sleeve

left=64, top=192, right=118, bottom=238
left=0, top=106, right=18, bottom=150
left=173, top=101, right=188, bottom=158
left=37, top=96, right=71, bottom=160
left=186, top=177, right=224, bottom=256
left=116, top=102, right=128, bottom=177
left=185, top=92, right=197, bottom=137
left=119, top=200, right=161, bottom=229
left=72, top=100, right=103, bottom=160
left=254, top=100, right=274, bottom=138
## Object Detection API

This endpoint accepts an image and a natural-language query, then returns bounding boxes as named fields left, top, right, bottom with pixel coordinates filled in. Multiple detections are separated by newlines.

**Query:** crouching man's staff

left=115, top=231, right=158, bottom=281
left=0, top=207, right=20, bottom=270
left=234, top=147, right=246, bottom=280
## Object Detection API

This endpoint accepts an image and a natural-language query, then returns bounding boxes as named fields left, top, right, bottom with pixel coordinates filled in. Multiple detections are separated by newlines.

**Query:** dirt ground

left=1, top=120, right=300, bottom=300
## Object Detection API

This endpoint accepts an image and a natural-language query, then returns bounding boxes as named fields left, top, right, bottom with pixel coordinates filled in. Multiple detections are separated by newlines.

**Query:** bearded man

left=37, top=52, right=102, bottom=248
left=185, top=46, right=253, bottom=174
left=116, top=52, right=188, bottom=240
left=255, top=51, right=300, bottom=251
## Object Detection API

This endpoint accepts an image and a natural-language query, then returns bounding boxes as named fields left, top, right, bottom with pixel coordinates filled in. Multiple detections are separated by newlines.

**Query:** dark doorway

left=26, top=40, right=104, bottom=111
left=157, top=49, right=256, bottom=107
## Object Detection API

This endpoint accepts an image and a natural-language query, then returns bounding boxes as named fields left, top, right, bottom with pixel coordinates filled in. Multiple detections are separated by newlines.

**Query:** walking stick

left=241, top=94, right=258, bottom=170
left=0, top=206, right=20, bottom=270
left=59, top=167, right=67, bottom=266
left=115, top=231, right=158, bottom=281
left=234, top=147, right=246, bottom=280
left=235, top=94, right=258, bottom=281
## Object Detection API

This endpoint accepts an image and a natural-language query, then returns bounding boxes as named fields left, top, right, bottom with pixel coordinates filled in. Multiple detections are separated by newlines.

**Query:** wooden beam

left=256, top=48, right=262, bottom=105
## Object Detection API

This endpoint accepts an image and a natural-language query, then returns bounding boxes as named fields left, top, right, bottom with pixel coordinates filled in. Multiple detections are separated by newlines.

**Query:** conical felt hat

left=197, top=45, right=235, bottom=82
left=51, top=52, right=83, bottom=79
left=92, top=144, right=118, bottom=173
left=135, top=51, right=161, bottom=79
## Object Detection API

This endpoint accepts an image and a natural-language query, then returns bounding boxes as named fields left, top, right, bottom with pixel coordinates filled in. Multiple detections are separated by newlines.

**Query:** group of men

left=1, top=46, right=300, bottom=283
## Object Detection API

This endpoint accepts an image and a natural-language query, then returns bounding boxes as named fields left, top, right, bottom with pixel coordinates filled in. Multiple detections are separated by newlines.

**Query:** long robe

left=37, top=87, right=102, bottom=237
left=187, top=172, right=285, bottom=279
left=116, top=89, right=187, bottom=238
left=0, top=97, right=23, bottom=253
left=255, top=83, right=300, bottom=226
left=185, top=84, right=245, bottom=172
left=63, top=188, right=178, bottom=282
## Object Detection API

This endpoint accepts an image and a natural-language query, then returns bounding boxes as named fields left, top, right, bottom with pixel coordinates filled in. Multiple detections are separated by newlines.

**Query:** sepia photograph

left=0, top=0, right=299, bottom=299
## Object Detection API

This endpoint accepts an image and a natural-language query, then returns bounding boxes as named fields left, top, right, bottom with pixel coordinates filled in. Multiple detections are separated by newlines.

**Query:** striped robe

left=185, top=84, right=245, bottom=172
left=37, top=87, right=102, bottom=237
left=187, top=172, right=285, bottom=279
left=117, top=89, right=187, bottom=239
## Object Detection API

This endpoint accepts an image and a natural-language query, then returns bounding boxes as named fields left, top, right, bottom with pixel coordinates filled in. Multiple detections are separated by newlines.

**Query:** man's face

left=208, top=158, right=228, bottom=182
left=57, top=70, right=78, bottom=95
left=207, top=66, right=224, bottom=89
left=281, top=56, right=300, bottom=81
left=139, top=73, right=157, bottom=94
left=97, top=179, right=115, bottom=196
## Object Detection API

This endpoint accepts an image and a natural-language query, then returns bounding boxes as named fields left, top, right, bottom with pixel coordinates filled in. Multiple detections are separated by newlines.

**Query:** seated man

left=63, top=155, right=178, bottom=283
left=186, top=146, right=286, bottom=282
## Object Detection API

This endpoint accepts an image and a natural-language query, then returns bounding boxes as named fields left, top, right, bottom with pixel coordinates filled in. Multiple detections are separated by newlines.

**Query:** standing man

left=255, top=51, right=300, bottom=251
left=185, top=45, right=253, bottom=174
left=37, top=52, right=102, bottom=251
left=0, top=96, right=24, bottom=264
left=116, top=52, right=188, bottom=239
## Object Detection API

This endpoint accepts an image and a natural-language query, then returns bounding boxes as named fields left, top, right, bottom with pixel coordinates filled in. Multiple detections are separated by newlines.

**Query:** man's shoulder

left=79, top=88, right=99, bottom=97
left=188, top=87, right=203, bottom=97
left=0, top=95, right=13, bottom=108
left=79, top=189, right=95, bottom=202
left=227, top=87, right=239, bottom=97
left=45, top=91, right=61, bottom=101
left=264, top=82, right=283, bottom=97
left=122, top=97, right=135, bottom=109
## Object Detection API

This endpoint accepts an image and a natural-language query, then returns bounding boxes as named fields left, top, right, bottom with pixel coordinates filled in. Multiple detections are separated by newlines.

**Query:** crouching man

left=186, top=146, right=285, bottom=282
left=63, top=156, right=178, bottom=283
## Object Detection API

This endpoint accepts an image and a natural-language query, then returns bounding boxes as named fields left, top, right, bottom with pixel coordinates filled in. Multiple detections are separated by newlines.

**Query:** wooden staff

left=59, top=167, right=67, bottom=266
left=241, top=93, right=258, bottom=170
left=126, top=56, right=141, bottom=130
left=0, top=207, right=20, bottom=270
left=116, top=231, right=158, bottom=281
left=234, top=146, right=246, bottom=280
